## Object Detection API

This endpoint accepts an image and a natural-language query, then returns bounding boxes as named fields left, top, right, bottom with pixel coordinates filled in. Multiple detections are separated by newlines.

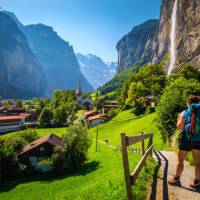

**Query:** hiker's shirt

left=181, top=109, right=192, bottom=135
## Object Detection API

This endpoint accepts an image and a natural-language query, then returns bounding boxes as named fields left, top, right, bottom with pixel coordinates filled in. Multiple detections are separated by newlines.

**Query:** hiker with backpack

left=168, top=96, right=200, bottom=190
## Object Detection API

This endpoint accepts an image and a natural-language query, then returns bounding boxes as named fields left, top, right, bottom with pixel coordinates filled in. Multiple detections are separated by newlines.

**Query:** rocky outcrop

left=24, top=24, right=93, bottom=93
left=116, top=0, right=200, bottom=73
left=0, top=12, right=49, bottom=98
left=77, top=53, right=116, bottom=89
left=153, top=0, right=200, bottom=69
left=116, top=19, right=159, bottom=72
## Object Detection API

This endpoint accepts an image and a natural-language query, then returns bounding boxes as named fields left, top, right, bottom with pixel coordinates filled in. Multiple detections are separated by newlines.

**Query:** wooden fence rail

left=121, top=132, right=154, bottom=200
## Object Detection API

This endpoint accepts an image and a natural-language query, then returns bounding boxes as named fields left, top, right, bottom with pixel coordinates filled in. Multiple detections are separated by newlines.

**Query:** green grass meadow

left=89, top=109, right=164, bottom=149
left=0, top=110, right=162, bottom=200
left=0, top=143, right=156, bottom=200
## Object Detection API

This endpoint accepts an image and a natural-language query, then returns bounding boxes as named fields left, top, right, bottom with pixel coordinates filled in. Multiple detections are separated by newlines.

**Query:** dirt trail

left=147, top=151, right=200, bottom=200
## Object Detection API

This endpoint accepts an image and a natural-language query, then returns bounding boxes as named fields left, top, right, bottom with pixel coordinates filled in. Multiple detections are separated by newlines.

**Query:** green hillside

left=89, top=109, right=164, bottom=149
left=0, top=143, right=156, bottom=200
left=98, top=63, right=141, bottom=95
left=0, top=110, right=162, bottom=200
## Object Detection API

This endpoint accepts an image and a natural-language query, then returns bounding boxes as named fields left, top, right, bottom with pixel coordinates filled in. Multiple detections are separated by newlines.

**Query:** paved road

left=147, top=151, right=200, bottom=200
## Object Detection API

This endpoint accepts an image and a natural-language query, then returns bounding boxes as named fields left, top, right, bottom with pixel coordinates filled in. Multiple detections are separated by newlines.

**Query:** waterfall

left=168, top=0, right=178, bottom=75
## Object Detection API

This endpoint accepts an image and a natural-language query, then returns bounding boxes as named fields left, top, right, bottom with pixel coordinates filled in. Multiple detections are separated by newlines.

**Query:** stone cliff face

left=116, top=19, right=159, bottom=72
left=153, top=0, right=200, bottom=69
left=117, top=0, right=200, bottom=73
left=24, top=24, right=93, bottom=93
left=0, top=12, right=49, bottom=98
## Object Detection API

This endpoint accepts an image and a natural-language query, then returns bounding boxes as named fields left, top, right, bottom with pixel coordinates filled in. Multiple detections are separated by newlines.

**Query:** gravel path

left=147, top=151, right=200, bottom=200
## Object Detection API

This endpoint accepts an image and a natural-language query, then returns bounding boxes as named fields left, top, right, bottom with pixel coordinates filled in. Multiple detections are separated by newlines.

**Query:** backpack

left=185, top=104, right=200, bottom=142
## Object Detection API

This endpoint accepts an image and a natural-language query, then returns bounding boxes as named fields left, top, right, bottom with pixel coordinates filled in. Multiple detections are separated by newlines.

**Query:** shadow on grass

left=111, top=115, right=145, bottom=123
left=0, top=160, right=100, bottom=193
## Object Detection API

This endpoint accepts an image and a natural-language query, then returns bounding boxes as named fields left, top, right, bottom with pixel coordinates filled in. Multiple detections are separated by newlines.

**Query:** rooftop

left=88, top=114, right=108, bottom=121
left=84, top=110, right=98, bottom=116
left=20, top=134, right=64, bottom=155
left=0, top=116, right=24, bottom=121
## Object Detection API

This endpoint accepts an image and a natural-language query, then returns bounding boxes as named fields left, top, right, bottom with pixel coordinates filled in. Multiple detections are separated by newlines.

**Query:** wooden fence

left=121, top=132, right=154, bottom=200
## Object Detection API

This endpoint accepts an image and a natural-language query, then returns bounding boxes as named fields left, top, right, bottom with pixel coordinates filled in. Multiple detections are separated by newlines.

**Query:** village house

left=0, top=116, right=25, bottom=134
left=102, top=100, right=118, bottom=114
left=8, top=105, right=26, bottom=115
left=83, top=110, right=99, bottom=119
left=19, top=134, right=64, bottom=172
left=87, top=114, right=108, bottom=127
left=142, top=96, right=157, bottom=108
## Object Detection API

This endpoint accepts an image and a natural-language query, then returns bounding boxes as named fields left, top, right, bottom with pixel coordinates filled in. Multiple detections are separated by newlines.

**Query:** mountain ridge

left=116, top=19, right=159, bottom=73
left=0, top=11, right=49, bottom=98
left=3, top=11, right=94, bottom=94
left=76, top=53, right=116, bottom=89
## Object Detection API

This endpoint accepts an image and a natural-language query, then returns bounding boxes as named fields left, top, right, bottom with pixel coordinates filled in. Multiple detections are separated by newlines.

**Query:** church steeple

left=76, top=81, right=82, bottom=96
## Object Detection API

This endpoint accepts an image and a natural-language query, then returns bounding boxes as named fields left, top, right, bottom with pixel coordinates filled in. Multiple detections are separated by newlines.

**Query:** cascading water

left=168, top=0, right=178, bottom=75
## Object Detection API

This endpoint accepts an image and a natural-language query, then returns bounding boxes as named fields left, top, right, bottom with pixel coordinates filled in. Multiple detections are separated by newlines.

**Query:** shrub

left=157, top=77, right=200, bottom=142
left=47, top=124, right=92, bottom=171
left=39, top=107, right=53, bottom=127
left=0, top=130, right=38, bottom=181
left=145, top=106, right=155, bottom=114
left=109, top=109, right=119, bottom=119
left=53, top=104, right=68, bottom=127
left=132, top=98, right=146, bottom=116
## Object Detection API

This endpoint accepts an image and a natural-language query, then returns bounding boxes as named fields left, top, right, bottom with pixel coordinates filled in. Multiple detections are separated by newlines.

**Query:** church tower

left=76, top=81, right=83, bottom=104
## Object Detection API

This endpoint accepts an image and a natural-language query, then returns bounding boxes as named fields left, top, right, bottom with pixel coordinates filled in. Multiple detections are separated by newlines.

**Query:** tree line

left=116, top=63, right=200, bottom=142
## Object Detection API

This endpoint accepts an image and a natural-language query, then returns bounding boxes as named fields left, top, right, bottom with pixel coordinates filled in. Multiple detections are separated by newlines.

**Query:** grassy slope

left=0, top=144, right=156, bottom=200
left=0, top=110, right=162, bottom=200
left=98, top=62, right=142, bottom=95
left=89, top=110, right=164, bottom=149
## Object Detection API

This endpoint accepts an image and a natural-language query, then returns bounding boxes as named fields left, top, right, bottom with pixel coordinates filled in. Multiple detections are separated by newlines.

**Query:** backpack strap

left=189, top=104, right=199, bottom=135
left=190, top=111, right=196, bottom=135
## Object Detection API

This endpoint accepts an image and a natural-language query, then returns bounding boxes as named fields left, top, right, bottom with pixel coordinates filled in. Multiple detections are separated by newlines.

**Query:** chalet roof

left=19, top=113, right=31, bottom=118
left=0, top=116, right=23, bottom=121
left=88, top=114, right=108, bottom=121
left=19, top=134, right=64, bottom=155
left=84, top=110, right=98, bottom=116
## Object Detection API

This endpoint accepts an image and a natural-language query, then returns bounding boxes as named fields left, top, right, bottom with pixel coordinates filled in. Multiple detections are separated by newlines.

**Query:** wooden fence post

left=149, top=135, right=153, bottom=157
left=141, top=132, right=146, bottom=167
left=141, top=132, right=145, bottom=155
left=121, top=133, right=133, bottom=200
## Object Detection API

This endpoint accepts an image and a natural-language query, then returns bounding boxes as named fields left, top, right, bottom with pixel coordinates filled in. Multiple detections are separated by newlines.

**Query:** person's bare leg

left=192, top=149, right=200, bottom=180
left=168, top=150, right=188, bottom=185
left=175, top=150, right=188, bottom=177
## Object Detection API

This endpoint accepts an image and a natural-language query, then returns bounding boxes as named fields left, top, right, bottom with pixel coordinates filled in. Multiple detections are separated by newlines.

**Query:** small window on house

left=40, top=147, right=44, bottom=151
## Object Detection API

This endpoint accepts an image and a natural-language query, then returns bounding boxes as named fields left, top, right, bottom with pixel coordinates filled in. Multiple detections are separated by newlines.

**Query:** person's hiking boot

left=190, top=180, right=200, bottom=190
left=168, top=176, right=181, bottom=186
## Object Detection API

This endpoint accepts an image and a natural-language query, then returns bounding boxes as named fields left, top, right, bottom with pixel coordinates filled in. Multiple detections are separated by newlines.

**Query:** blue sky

left=0, top=0, right=161, bottom=62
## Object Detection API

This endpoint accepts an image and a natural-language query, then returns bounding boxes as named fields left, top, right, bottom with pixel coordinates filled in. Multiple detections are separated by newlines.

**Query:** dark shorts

left=178, top=133, right=200, bottom=151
